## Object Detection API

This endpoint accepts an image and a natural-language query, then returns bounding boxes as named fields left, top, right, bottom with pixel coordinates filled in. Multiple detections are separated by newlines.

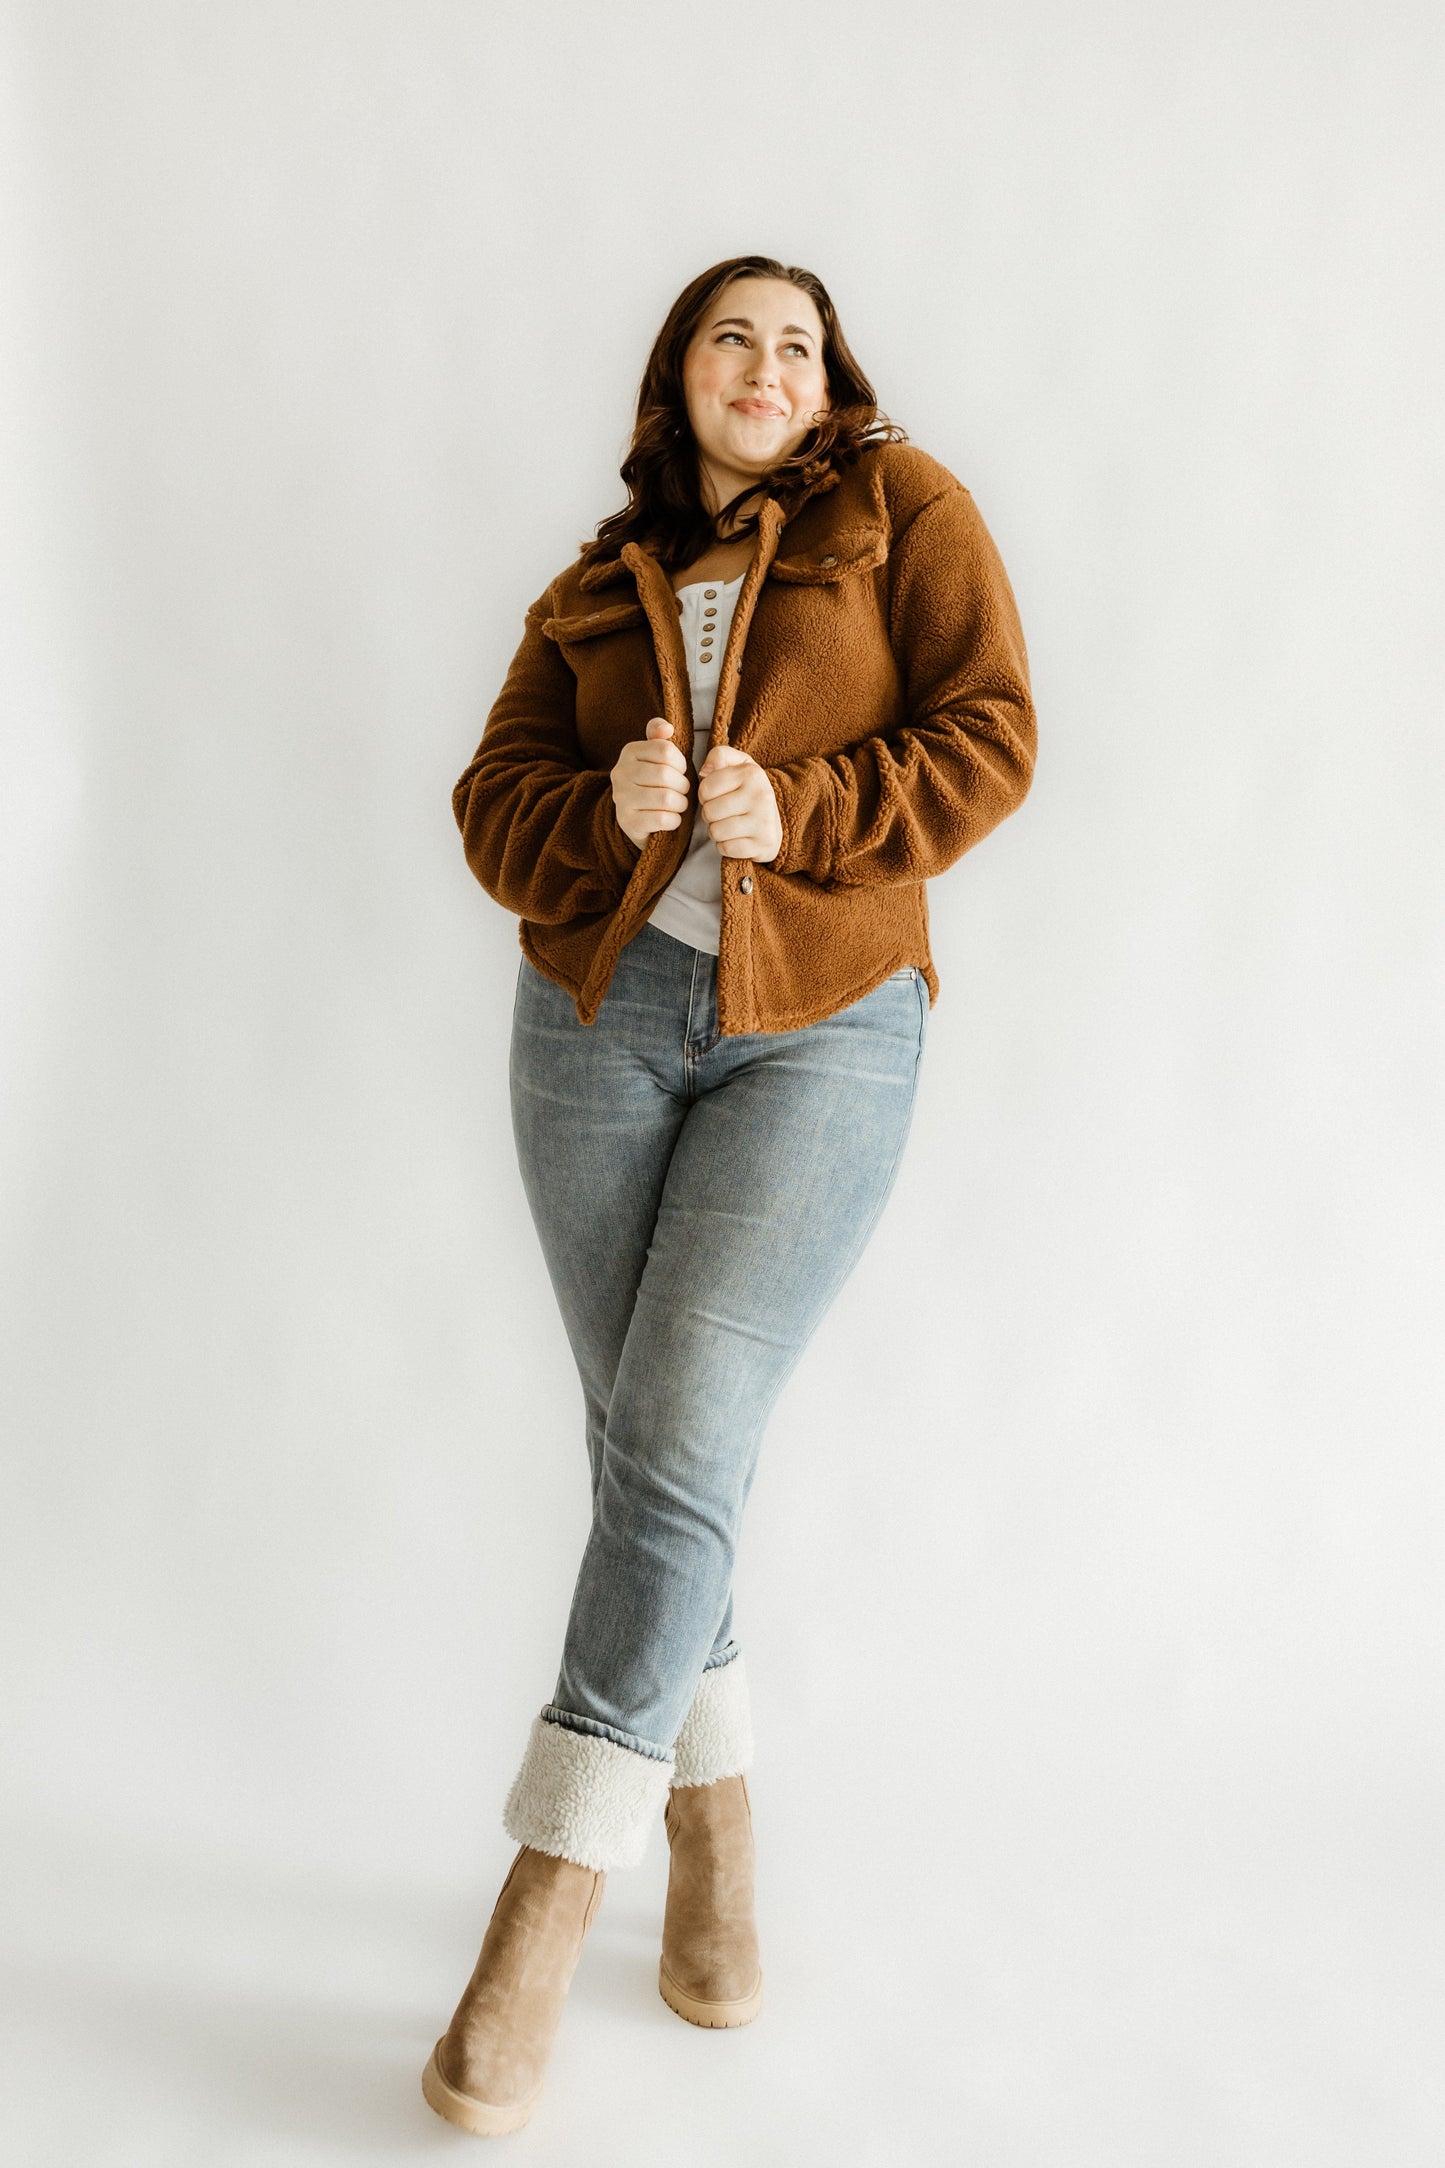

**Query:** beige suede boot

left=422, top=1845, right=604, bottom=2135
left=658, top=1772, right=763, bottom=2027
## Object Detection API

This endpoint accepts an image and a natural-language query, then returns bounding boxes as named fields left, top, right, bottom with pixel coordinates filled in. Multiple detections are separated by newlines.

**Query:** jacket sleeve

left=452, top=590, right=642, bottom=923
left=762, top=485, right=1036, bottom=888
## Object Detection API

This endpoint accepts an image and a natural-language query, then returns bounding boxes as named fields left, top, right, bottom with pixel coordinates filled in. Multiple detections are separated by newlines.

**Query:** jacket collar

left=577, top=496, right=785, bottom=594
left=577, top=552, right=640, bottom=594
left=567, top=466, right=888, bottom=598
left=628, top=494, right=786, bottom=587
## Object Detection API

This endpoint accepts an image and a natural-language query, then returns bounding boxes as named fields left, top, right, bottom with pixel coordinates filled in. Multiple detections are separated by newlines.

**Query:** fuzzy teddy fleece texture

left=503, top=1654, right=757, bottom=1873
left=453, top=441, right=1036, bottom=1037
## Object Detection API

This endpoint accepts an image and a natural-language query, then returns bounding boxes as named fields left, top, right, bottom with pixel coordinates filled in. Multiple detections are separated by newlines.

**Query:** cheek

left=783, top=364, right=827, bottom=417
left=689, top=353, right=734, bottom=401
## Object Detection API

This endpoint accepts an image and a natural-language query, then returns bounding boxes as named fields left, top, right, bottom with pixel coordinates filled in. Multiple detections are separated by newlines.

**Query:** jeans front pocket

left=887, top=966, right=918, bottom=981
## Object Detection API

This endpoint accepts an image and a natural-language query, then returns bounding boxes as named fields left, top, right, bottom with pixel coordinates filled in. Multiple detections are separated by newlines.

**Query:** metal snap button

left=740, top=875, right=753, bottom=894
left=819, top=554, right=837, bottom=567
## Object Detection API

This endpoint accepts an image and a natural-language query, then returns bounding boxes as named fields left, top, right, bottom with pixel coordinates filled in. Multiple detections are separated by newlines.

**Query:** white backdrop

left=2, top=4, right=1441, bottom=2162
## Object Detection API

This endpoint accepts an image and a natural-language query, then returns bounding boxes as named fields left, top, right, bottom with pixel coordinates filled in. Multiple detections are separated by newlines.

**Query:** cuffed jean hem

left=503, top=1713, right=675, bottom=1872
left=503, top=1654, right=756, bottom=1867
left=540, top=1705, right=673, bottom=1761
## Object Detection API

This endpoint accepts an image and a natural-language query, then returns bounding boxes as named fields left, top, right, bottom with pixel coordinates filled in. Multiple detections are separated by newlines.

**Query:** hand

left=611, top=717, right=691, bottom=849
left=697, top=745, right=783, bottom=864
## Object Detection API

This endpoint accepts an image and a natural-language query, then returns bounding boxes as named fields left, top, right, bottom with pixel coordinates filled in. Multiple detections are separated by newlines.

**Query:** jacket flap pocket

left=767, top=524, right=890, bottom=585
left=542, top=600, right=647, bottom=645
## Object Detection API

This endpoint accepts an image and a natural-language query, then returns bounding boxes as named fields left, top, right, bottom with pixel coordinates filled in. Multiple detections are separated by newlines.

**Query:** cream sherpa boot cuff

left=670, top=1651, right=755, bottom=1788
left=503, top=1715, right=673, bottom=1873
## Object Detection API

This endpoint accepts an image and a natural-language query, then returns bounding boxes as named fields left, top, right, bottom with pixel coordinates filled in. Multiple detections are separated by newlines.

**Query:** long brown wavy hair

left=581, top=255, right=908, bottom=578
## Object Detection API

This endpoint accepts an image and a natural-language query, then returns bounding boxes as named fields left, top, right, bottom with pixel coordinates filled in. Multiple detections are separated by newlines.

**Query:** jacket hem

left=712, top=952, right=938, bottom=1035
left=519, top=918, right=936, bottom=1034
left=517, top=922, right=587, bottom=1004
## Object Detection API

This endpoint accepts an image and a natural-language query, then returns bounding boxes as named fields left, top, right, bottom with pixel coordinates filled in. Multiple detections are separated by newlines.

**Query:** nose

left=745, top=354, right=781, bottom=391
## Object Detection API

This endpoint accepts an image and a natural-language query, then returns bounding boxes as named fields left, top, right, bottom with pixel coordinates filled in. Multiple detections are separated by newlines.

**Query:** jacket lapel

left=621, top=540, right=695, bottom=752
left=711, top=499, right=785, bottom=750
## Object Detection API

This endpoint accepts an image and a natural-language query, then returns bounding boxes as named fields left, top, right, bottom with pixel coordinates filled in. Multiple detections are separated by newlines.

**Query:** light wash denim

left=508, top=919, right=928, bottom=1768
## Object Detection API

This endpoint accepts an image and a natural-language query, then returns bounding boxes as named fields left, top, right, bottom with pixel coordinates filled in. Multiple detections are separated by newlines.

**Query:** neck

left=700, top=456, right=766, bottom=534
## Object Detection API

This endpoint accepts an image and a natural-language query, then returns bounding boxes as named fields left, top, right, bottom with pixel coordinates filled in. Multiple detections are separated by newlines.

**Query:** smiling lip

left=733, top=398, right=784, bottom=417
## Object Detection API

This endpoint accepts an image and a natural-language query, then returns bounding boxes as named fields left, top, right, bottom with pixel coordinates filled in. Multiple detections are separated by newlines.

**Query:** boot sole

left=421, top=2039, right=543, bottom=2134
left=658, top=1956, right=764, bottom=2029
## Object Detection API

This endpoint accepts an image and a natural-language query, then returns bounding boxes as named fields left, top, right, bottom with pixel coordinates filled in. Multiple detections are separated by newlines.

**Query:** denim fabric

left=508, top=919, right=928, bottom=1764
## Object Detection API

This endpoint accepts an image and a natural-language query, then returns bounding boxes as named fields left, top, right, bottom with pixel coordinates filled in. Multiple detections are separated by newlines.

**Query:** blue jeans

left=502, top=921, right=927, bottom=1866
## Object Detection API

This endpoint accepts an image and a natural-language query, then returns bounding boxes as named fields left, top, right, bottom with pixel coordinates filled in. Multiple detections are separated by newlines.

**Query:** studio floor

left=4, top=1779, right=1437, bottom=2168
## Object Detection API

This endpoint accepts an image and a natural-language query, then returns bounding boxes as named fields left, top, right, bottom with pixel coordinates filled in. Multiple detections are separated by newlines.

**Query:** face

left=681, top=276, right=831, bottom=520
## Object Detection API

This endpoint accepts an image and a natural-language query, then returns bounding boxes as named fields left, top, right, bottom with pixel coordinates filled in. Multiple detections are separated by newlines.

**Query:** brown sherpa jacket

left=452, top=440, right=1036, bottom=1035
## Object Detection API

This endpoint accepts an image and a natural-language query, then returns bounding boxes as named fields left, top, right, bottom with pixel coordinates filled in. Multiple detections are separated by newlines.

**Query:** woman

left=423, top=254, right=1036, bottom=2135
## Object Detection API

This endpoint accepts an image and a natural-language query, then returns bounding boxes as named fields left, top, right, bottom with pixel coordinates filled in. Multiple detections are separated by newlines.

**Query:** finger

left=700, top=805, right=757, bottom=847
left=635, top=739, right=688, bottom=774
left=696, top=755, right=740, bottom=788
left=641, top=718, right=681, bottom=758
left=697, top=771, right=748, bottom=809
left=706, top=823, right=758, bottom=856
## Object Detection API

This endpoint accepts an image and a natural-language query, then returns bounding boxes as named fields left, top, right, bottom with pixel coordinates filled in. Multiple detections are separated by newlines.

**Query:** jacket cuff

left=593, top=790, right=644, bottom=887
left=763, top=762, right=837, bottom=881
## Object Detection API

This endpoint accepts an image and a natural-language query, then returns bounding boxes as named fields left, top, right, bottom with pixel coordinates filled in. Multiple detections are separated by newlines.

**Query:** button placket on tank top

left=647, top=573, right=746, bottom=961
left=677, top=581, right=731, bottom=703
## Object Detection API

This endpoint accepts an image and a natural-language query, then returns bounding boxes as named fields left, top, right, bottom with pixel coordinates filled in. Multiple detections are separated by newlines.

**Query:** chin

left=727, top=433, right=788, bottom=465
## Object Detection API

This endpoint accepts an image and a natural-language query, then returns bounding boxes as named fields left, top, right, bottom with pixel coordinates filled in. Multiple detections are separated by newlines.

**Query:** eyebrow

left=711, top=316, right=816, bottom=339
